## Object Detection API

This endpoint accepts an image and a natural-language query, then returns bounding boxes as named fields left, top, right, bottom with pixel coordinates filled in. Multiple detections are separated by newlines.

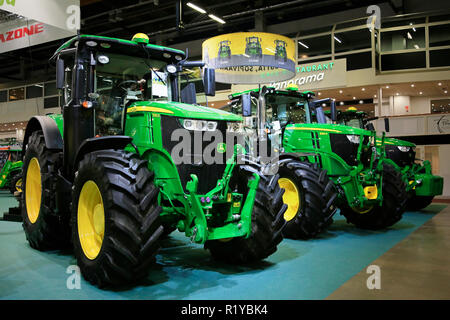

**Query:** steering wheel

left=117, top=80, right=139, bottom=92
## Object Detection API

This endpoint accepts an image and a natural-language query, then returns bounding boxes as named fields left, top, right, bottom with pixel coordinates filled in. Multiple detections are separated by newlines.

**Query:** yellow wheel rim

left=351, top=205, right=374, bottom=214
left=78, top=180, right=105, bottom=260
left=25, top=158, right=42, bottom=224
left=278, top=178, right=301, bottom=221
left=16, top=178, right=22, bottom=192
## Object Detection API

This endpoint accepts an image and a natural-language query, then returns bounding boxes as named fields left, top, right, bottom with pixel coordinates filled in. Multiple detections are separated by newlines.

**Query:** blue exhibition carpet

left=0, top=191, right=446, bottom=300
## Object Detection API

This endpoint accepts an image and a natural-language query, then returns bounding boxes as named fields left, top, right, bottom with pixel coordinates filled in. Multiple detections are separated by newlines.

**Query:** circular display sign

left=202, top=32, right=296, bottom=84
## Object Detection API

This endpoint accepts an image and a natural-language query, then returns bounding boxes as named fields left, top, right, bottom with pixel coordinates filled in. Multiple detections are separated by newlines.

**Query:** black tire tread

left=71, top=149, right=163, bottom=287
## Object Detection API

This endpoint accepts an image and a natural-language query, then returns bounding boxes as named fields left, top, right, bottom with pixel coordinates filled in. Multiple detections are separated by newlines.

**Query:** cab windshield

left=93, top=53, right=171, bottom=135
left=265, top=93, right=309, bottom=125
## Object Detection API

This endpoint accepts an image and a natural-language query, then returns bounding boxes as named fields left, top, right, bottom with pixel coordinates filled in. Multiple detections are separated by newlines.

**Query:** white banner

left=0, top=18, right=75, bottom=53
left=0, top=0, right=80, bottom=32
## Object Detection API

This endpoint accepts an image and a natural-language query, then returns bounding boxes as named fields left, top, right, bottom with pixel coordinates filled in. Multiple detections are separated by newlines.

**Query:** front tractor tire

left=205, top=165, right=286, bottom=264
left=278, top=160, right=337, bottom=239
left=21, top=131, right=70, bottom=250
left=9, top=172, right=22, bottom=194
left=71, top=150, right=163, bottom=287
left=340, top=163, right=407, bottom=230
left=407, top=195, right=434, bottom=211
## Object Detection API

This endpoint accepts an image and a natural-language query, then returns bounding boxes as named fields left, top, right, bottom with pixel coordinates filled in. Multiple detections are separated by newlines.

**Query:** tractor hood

left=376, top=136, right=416, bottom=147
left=127, top=101, right=242, bottom=121
left=287, top=123, right=373, bottom=136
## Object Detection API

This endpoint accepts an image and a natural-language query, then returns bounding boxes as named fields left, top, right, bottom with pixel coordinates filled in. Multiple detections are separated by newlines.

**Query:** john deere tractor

left=333, top=107, right=443, bottom=210
left=227, top=85, right=408, bottom=235
left=0, top=145, right=23, bottom=194
left=218, top=40, right=232, bottom=61
left=245, top=37, right=263, bottom=59
left=20, top=33, right=286, bottom=288
left=274, top=40, right=287, bottom=62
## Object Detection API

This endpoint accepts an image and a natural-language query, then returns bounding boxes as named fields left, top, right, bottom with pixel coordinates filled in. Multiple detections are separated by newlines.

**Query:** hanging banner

left=0, top=0, right=80, bottom=32
left=0, top=18, right=75, bottom=53
left=202, top=32, right=296, bottom=84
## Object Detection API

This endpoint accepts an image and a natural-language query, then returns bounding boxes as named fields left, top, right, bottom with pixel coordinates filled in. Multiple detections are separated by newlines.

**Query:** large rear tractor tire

left=71, top=150, right=163, bottom=287
left=340, top=163, right=407, bottom=229
left=278, top=160, right=337, bottom=239
left=21, top=131, right=70, bottom=250
left=407, top=195, right=434, bottom=211
left=205, top=164, right=286, bottom=264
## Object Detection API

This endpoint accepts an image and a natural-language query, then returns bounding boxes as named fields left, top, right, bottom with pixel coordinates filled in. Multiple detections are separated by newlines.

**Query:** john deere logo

left=217, top=143, right=226, bottom=153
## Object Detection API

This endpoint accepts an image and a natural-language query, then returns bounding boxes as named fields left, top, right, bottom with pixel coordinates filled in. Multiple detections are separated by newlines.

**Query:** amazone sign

left=270, top=58, right=346, bottom=91
left=0, top=23, right=44, bottom=43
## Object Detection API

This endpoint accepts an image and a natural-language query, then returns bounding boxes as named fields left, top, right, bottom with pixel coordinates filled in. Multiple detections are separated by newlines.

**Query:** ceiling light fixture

left=334, top=36, right=342, bottom=43
left=186, top=2, right=206, bottom=14
left=208, top=14, right=225, bottom=24
left=298, top=41, right=309, bottom=49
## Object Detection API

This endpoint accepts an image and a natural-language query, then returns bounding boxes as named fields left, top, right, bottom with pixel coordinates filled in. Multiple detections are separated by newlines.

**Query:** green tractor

left=20, top=33, right=286, bottom=288
left=332, top=107, right=443, bottom=210
left=274, top=40, right=287, bottom=62
left=245, top=37, right=263, bottom=59
left=0, top=145, right=23, bottom=194
left=227, top=85, right=408, bottom=235
left=218, top=40, right=232, bottom=61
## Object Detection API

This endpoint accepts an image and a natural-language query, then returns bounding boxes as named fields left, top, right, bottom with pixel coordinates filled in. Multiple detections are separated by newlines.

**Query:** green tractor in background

left=20, top=33, right=286, bottom=288
left=245, top=36, right=263, bottom=59
left=227, top=85, right=407, bottom=237
left=274, top=40, right=287, bottom=62
left=0, top=145, right=23, bottom=194
left=218, top=40, right=232, bottom=61
left=332, top=107, right=443, bottom=210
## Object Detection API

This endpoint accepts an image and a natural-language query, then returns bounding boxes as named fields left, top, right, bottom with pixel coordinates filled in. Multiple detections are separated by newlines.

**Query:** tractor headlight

left=346, top=134, right=360, bottom=144
left=397, top=146, right=410, bottom=152
left=182, top=119, right=217, bottom=131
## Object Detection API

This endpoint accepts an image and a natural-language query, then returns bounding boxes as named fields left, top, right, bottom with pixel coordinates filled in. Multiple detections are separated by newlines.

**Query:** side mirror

left=181, top=83, right=197, bottom=105
left=330, top=100, right=337, bottom=122
left=203, top=68, right=216, bottom=97
left=242, top=93, right=252, bottom=117
left=56, top=58, right=65, bottom=90
left=384, top=117, right=390, bottom=133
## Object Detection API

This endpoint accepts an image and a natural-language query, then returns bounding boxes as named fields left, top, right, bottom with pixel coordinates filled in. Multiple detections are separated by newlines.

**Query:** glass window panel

left=334, top=29, right=372, bottom=53
left=0, top=90, right=7, bottom=102
left=381, top=52, right=426, bottom=71
left=431, top=99, right=450, bottom=114
left=430, top=49, right=450, bottom=67
left=9, top=87, right=24, bottom=101
left=336, top=51, right=372, bottom=70
left=380, top=27, right=425, bottom=51
left=44, top=96, right=59, bottom=109
left=429, top=24, right=450, bottom=47
left=298, top=35, right=331, bottom=58
left=44, top=82, right=58, bottom=96
left=26, top=84, right=43, bottom=99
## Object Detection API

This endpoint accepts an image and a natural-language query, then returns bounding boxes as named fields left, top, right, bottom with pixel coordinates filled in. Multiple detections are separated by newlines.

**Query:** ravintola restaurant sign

left=269, top=58, right=347, bottom=90
left=0, top=0, right=79, bottom=53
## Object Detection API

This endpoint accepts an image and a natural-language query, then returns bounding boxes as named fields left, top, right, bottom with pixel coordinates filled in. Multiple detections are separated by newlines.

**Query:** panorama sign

left=269, top=58, right=347, bottom=90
